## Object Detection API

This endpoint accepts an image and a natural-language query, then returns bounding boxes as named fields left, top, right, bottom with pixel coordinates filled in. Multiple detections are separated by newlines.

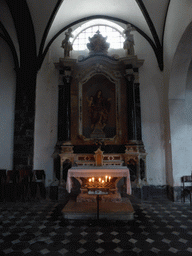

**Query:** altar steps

left=62, top=197, right=134, bottom=221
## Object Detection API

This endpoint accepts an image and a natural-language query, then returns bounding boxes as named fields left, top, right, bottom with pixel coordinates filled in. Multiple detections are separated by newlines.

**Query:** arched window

left=71, top=19, right=125, bottom=51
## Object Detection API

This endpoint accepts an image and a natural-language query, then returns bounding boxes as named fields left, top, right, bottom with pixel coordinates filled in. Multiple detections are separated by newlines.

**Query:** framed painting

left=78, top=73, right=120, bottom=140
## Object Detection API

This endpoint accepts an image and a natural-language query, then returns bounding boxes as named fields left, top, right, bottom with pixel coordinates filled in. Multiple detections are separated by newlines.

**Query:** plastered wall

left=0, top=40, right=15, bottom=170
left=33, top=54, right=59, bottom=186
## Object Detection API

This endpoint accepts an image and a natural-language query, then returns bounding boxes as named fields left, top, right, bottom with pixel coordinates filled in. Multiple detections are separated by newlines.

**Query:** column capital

left=63, top=69, right=72, bottom=84
left=124, top=73, right=135, bottom=82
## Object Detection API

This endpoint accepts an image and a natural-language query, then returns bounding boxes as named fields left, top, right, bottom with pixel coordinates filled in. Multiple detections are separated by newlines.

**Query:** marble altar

left=66, top=166, right=131, bottom=195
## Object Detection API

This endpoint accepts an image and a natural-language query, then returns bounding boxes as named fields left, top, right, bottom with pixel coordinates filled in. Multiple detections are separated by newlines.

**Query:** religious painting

left=82, top=74, right=116, bottom=139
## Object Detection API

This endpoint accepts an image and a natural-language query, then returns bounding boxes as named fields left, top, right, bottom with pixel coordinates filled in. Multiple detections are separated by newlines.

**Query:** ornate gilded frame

left=76, top=60, right=122, bottom=143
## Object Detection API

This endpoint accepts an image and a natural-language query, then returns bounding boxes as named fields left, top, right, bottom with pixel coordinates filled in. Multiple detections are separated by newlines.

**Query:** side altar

left=53, top=27, right=147, bottom=219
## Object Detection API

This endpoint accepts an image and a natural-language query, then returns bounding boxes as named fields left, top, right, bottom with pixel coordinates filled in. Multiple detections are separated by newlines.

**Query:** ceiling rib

left=135, top=0, right=161, bottom=48
left=0, top=20, right=19, bottom=70
left=135, top=0, right=163, bottom=70
left=6, top=0, right=37, bottom=71
left=38, top=0, right=63, bottom=64
left=162, top=0, right=171, bottom=48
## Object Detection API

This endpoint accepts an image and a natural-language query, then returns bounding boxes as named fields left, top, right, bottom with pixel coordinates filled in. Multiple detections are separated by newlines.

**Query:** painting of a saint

left=82, top=74, right=116, bottom=139
left=87, top=90, right=111, bottom=131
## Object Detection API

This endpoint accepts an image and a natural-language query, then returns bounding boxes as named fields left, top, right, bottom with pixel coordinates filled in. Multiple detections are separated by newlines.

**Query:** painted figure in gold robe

left=87, top=90, right=111, bottom=130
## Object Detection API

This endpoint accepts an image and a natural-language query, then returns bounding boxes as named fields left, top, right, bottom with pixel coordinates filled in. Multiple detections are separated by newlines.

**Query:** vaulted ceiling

left=0, top=0, right=171, bottom=71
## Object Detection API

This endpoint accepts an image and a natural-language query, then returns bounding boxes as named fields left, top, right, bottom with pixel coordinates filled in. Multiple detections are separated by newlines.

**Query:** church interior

left=1, top=0, right=192, bottom=255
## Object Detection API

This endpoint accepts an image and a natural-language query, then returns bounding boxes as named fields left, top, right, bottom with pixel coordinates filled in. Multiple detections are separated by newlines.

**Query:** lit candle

left=92, top=177, right=94, bottom=182
left=89, top=178, right=92, bottom=182
left=98, top=178, right=101, bottom=182
left=105, top=176, right=108, bottom=182
left=109, top=176, right=111, bottom=182
left=102, top=180, right=104, bottom=183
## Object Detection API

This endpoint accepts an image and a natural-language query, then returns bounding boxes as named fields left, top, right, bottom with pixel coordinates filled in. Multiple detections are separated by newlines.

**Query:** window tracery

left=71, top=20, right=125, bottom=51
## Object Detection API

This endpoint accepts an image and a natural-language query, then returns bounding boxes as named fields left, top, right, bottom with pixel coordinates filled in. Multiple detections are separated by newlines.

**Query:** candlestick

left=92, top=177, right=94, bottom=182
left=89, top=178, right=92, bottom=182
left=98, top=178, right=101, bottom=182
left=109, top=176, right=111, bottom=182
left=105, top=176, right=108, bottom=182
left=102, top=180, right=104, bottom=183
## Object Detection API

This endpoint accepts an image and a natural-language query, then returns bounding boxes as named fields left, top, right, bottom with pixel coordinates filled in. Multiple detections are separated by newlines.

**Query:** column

left=125, top=71, right=142, bottom=141
left=57, top=70, right=72, bottom=142
left=125, top=73, right=136, bottom=140
left=13, top=68, right=37, bottom=170
left=134, top=82, right=142, bottom=141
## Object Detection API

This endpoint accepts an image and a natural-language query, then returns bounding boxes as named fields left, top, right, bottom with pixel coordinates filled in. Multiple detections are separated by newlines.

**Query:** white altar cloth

left=66, top=166, right=131, bottom=195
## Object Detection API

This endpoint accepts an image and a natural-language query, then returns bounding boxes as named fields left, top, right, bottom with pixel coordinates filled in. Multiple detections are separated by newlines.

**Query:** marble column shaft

left=58, top=81, right=71, bottom=142
left=126, top=77, right=142, bottom=141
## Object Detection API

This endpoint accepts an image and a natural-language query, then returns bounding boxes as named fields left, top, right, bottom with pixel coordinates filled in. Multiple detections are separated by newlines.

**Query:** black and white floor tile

left=0, top=197, right=192, bottom=255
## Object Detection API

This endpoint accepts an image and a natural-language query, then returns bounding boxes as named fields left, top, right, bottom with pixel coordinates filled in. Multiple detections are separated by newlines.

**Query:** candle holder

left=77, top=176, right=122, bottom=203
left=81, top=177, right=117, bottom=194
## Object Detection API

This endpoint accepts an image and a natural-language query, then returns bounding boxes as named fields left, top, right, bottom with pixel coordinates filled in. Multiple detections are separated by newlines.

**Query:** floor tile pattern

left=0, top=198, right=192, bottom=255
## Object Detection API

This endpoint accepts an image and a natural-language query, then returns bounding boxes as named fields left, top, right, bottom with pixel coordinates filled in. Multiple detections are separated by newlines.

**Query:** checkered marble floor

left=1, top=197, right=192, bottom=255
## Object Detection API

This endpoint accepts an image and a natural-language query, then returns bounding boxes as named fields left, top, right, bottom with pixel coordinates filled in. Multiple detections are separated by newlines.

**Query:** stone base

left=62, top=198, right=134, bottom=220
left=76, top=192, right=122, bottom=203
left=131, top=185, right=168, bottom=200
left=58, top=185, right=69, bottom=200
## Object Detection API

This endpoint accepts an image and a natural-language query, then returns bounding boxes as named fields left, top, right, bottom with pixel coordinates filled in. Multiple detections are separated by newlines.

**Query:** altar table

left=66, top=166, right=131, bottom=195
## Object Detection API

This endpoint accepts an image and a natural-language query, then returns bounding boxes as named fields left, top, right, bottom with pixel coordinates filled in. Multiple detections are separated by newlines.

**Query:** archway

left=168, top=22, right=192, bottom=200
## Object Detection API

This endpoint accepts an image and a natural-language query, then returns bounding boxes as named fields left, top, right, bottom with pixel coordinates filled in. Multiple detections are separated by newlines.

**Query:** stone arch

left=169, top=21, right=192, bottom=100
left=168, top=22, right=192, bottom=189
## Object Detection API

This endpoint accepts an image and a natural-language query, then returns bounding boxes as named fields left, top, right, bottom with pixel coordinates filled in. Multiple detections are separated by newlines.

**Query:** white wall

left=33, top=53, right=58, bottom=186
left=0, top=39, right=15, bottom=170
left=165, top=17, right=192, bottom=186
left=164, top=0, right=192, bottom=74
left=135, top=33, right=166, bottom=186
left=163, top=1, right=192, bottom=187
left=185, top=62, right=192, bottom=174
left=169, top=99, right=187, bottom=186
left=169, top=62, right=192, bottom=186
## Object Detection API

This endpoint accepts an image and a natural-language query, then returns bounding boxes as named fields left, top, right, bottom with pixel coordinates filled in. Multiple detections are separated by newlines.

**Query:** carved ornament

left=87, top=30, right=110, bottom=55
left=94, top=148, right=104, bottom=166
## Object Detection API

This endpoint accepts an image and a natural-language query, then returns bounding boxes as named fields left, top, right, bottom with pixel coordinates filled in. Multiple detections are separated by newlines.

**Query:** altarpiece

left=54, top=30, right=147, bottom=199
